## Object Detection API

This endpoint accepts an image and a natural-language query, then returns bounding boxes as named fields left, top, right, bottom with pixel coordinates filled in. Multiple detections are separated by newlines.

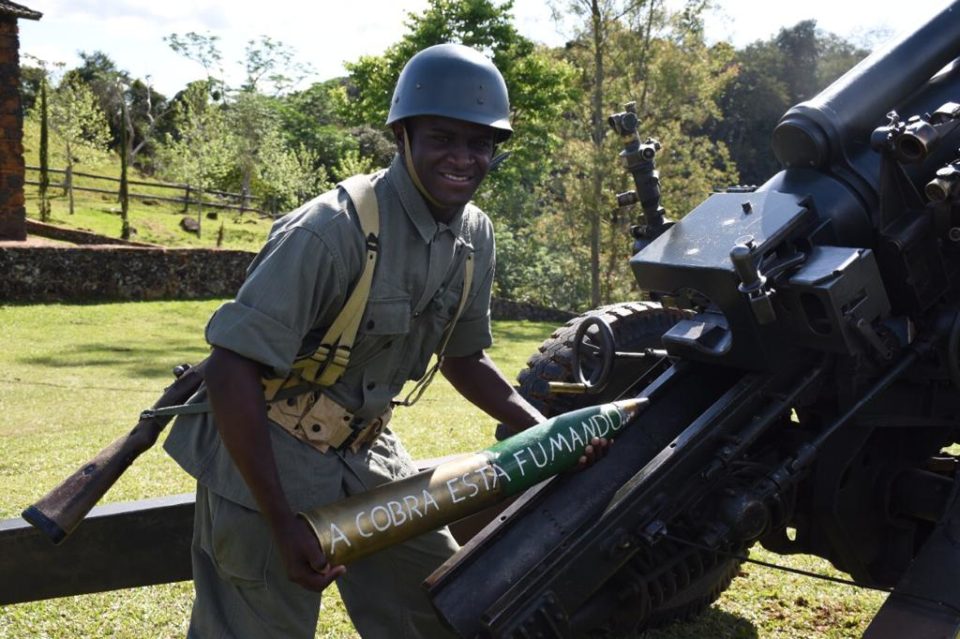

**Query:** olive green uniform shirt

left=164, top=155, right=496, bottom=512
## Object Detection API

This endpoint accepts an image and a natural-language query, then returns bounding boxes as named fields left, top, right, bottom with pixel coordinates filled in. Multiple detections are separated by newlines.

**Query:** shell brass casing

left=300, top=398, right=647, bottom=565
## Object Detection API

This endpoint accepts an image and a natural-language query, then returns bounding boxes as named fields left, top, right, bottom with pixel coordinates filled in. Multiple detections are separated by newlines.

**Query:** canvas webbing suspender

left=261, top=175, right=476, bottom=407
left=261, top=175, right=381, bottom=401
left=146, top=175, right=476, bottom=420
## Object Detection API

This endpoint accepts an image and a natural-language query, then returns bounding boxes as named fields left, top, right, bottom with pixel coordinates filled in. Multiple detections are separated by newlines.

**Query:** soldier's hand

left=274, top=514, right=345, bottom=592
left=576, top=437, right=611, bottom=471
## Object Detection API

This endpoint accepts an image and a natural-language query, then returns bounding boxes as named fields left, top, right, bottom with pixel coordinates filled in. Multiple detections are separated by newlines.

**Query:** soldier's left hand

left=576, top=437, right=611, bottom=470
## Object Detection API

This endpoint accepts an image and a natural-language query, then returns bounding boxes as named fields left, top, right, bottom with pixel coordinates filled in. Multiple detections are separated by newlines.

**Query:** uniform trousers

left=185, top=431, right=460, bottom=639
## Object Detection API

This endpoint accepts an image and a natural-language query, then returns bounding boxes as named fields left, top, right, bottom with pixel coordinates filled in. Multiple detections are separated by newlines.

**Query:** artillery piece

left=427, top=3, right=960, bottom=636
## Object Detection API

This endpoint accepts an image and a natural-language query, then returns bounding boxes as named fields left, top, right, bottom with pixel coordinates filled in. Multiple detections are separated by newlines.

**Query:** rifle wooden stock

left=21, top=360, right=208, bottom=544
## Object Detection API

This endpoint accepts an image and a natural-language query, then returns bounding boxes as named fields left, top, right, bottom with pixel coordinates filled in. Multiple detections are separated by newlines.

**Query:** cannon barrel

left=430, top=4, right=960, bottom=637
left=760, top=1, right=960, bottom=249
left=773, top=0, right=960, bottom=171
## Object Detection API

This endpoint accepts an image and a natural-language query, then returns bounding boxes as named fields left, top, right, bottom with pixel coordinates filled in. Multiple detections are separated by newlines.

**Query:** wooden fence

left=24, top=166, right=275, bottom=216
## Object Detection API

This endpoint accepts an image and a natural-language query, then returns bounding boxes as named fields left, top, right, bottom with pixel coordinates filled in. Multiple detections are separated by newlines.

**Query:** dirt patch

left=0, top=236, right=76, bottom=248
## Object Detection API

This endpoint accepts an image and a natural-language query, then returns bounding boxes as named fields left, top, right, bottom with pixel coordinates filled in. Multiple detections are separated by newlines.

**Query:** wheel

left=572, top=315, right=616, bottom=391
left=515, top=301, right=742, bottom=632
left=518, top=301, right=687, bottom=417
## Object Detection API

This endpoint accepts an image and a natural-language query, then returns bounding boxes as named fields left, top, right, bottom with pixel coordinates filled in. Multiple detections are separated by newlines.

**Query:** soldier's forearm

left=441, top=351, right=544, bottom=430
left=206, top=347, right=296, bottom=528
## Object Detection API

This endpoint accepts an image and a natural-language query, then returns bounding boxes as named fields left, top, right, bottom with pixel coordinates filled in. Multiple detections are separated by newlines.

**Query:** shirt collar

left=385, top=154, right=466, bottom=243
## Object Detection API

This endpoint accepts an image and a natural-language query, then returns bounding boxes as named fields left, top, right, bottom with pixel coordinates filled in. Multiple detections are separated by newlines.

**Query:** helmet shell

left=386, top=43, right=512, bottom=140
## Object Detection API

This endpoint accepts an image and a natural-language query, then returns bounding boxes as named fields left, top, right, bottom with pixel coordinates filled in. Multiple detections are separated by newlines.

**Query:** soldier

left=164, top=44, right=603, bottom=638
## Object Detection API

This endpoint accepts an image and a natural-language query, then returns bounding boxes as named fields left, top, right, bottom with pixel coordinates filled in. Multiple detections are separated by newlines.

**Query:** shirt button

left=311, top=424, right=321, bottom=433
left=366, top=382, right=376, bottom=390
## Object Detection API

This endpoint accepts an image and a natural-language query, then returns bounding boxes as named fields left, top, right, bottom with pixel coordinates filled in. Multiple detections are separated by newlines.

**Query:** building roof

left=0, top=0, right=41, bottom=20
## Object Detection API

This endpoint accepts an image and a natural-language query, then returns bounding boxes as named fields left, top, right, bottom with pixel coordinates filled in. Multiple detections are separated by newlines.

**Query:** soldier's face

left=402, top=116, right=496, bottom=222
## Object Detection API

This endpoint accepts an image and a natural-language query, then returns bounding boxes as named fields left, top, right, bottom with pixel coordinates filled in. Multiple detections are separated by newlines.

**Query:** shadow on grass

left=641, top=606, right=759, bottom=639
left=19, top=341, right=208, bottom=380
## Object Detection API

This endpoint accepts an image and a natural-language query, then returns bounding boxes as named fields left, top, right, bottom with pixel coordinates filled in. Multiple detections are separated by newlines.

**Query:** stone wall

left=1, top=243, right=575, bottom=324
left=0, top=246, right=254, bottom=302
left=0, top=16, right=25, bottom=241
left=491, top=298, right=575, bottom=324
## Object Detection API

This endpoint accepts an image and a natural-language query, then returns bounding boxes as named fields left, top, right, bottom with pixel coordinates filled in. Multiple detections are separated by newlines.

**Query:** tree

left=155, top=81, right=232, bottom=237
left=241, top=35, right=311, bottom=96
left=340, top=0, right=578, bottom=306
left=716, top=21, right=868, bottom=186
left=46, top=76, right=111, bottom=215
left=254, top=135, right=332, bottom=214
left=165, top=32, right=317, bottom=212
left=122, top=78, right=170, bottom=168
left=119, top=94, right=130, bottom=239
left=18, top=63, right=44, bottom=113
left=278, top=80, right=395, bottom=188
left=164, top=32, right=225, bottom=100
left=227, top=90, right=282, bottom=208
left=37, top=77, right=50, bottom=222
left=544, top=0, right=737, bottom=307
left=64, top=51, right=170, bottom=171
left=65, top=50, right=127, bottom=131
left=555, top=0, right=635, bottom=308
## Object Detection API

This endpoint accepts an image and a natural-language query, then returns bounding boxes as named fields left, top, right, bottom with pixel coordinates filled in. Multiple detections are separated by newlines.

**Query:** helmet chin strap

left=402, top=125, right=444, bottom=209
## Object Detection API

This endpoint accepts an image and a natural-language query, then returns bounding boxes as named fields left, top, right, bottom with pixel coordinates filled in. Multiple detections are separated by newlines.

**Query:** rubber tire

left=518, top=301, right=687, bottom=417
left=515, top=301, right=741, bottom=632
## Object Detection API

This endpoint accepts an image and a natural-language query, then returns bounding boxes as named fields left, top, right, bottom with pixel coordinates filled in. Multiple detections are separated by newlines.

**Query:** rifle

left=21, top=360, right=207, bottom=544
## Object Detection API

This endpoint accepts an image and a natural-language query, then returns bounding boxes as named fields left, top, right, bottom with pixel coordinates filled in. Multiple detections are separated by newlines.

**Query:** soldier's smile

left=403, top=115, right=496, bottom=223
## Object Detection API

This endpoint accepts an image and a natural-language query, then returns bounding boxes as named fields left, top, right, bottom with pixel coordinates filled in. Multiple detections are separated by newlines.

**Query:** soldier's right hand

left=273, top=514, right=346, bottom=592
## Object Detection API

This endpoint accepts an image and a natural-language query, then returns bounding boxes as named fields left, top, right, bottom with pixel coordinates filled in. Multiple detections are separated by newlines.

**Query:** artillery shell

left=300, top=397, right=647, bottom=565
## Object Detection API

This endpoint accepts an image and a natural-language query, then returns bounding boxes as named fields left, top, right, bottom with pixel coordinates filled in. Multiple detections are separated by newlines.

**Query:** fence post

left=38, top=78, right=50, bottom=222
left=119, top=97, right=130, bottom=240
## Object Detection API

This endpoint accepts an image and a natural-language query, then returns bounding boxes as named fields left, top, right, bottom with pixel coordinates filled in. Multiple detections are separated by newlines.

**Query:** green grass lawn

left=25, top=188, right=273, bottom=252
left=21, top=119, right=274, bottom=252
left=0, top=302, right=885, bottom=638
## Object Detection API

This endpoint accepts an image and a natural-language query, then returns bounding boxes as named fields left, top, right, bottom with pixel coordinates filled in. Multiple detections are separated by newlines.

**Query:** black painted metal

left=0, top=494, right=194, bottom=605
left=862, top=488, right=960, bottom=639
left=427, top=362, right=740, bottom=638
left=773, top=1, right=960, bottom=171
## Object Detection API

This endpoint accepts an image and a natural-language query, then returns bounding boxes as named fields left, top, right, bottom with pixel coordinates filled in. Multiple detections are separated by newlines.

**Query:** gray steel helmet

left=386, top=43, right=512, bottom=140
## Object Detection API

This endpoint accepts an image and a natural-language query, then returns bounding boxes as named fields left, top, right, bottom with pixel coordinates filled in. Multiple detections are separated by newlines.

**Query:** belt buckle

left=337, top=415, right=367, bottom=451
left=340, top=410, right=391, bottom=452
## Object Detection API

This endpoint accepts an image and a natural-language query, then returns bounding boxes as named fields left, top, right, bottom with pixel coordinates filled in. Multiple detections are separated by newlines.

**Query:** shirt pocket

left=440, top=279, right=469, bottom=324
left=349, top=296, right=411, bottom=373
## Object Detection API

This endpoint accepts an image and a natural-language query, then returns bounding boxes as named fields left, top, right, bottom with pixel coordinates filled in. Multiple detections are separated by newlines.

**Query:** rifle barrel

left=21, top=360, right=207, bottom=544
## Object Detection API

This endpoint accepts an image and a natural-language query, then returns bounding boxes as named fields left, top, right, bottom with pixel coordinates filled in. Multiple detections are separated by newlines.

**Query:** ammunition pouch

left=267, top=389, right=392, bottom=454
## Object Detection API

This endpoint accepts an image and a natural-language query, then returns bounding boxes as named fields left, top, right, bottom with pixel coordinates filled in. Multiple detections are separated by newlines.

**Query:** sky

left=16, top=0, right=955, bottom=98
